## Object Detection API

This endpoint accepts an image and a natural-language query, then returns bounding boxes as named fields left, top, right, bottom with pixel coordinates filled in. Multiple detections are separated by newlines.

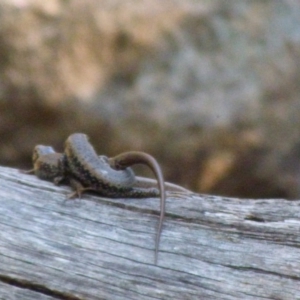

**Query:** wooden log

left=0, top=165, right=299, bottom=300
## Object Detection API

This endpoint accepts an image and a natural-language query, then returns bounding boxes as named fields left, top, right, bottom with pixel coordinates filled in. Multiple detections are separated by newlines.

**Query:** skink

left=24, top=133, right=191, bottom=264
left=25, top=145, right=190, bottom=193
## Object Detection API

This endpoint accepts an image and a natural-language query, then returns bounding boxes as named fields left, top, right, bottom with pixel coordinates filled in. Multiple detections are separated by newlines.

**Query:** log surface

left=0, top=166, right=299, bottom=300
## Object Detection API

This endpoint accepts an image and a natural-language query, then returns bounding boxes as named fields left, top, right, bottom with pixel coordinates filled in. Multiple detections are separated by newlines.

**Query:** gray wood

left=0, top=165, right=299, bottom=300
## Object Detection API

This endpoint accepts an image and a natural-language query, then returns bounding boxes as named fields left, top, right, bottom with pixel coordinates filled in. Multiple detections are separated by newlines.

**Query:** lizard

left=24, top=145, right=190, bottom=193
left=23, top=141, right=161, bottom=200
left=23, top=133, right=191, bottom=263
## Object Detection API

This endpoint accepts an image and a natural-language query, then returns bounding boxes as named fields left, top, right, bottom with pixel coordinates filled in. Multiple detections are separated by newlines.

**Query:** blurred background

left=1, top=0, right=300, bottom=199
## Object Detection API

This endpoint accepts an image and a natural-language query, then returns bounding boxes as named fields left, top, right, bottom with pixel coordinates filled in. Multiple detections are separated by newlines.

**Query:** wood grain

left=0, top=166, right=299, bottom=300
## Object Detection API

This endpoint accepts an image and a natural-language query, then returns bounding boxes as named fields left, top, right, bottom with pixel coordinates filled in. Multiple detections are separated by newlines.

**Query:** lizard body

left=63, top=134, right=159, bottom=198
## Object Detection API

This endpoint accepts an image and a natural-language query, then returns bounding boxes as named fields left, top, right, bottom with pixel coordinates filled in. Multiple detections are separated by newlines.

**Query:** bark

left=0, top=166, right=299, bottom=300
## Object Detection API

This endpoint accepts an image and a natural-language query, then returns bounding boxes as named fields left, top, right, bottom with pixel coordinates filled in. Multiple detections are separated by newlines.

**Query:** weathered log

left=0, top=165, right=299, bottom=300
